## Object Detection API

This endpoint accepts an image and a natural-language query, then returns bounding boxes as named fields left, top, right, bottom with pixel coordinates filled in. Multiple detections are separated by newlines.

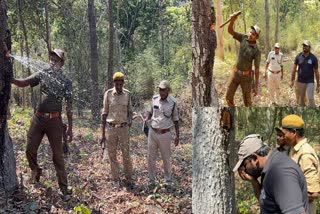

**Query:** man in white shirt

left=264, top=43, right=283, bottom=106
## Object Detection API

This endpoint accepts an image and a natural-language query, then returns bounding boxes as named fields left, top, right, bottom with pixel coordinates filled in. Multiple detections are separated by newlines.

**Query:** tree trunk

left=158, top=0, right=165, bottom=65
left=88, top=0, right=99, bottom=120
left=264, top=0, right=270, bottom=56
left=17, top=0, right=34, bottom=108
left=216, top=0, right=224, bottom=60
left=44, top=0, right=51, bottom=56
left=192, top=108, right=236, bottom=214
left=274, top=0, right=280, bottom=43
left=106, top=0, right=114, bottom=91
left=191, top=0, right=217, bottom=107
left=0, top=0, right=18, bottom=194
left=192, top=1, right=236, bottom=213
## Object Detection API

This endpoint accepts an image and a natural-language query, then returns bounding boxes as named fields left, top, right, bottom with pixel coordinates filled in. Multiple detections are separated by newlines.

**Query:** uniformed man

left=279, top=114, right=320, bottom=214
left=225, top=12, right=261, bottom=107
left=100, top=72, right=133, bottom=189
left=264, top=43, right=284, bottom=106
left=144, top=80, right=179, bottom=189
left=11, top=49, right=73, bottom=200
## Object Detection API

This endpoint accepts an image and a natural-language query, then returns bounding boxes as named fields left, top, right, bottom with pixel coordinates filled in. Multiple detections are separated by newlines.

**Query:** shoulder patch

left=123, top=88, right=131, bottom=94
left=152, top=95, right=159, bottom=99
left=168, top=95, right=177, bottom=103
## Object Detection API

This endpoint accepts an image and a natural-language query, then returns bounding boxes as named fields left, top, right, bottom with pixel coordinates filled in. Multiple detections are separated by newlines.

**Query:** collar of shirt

left=292, top=138, right=307, bottom=152
left=112, top=87, right=124, bottom=96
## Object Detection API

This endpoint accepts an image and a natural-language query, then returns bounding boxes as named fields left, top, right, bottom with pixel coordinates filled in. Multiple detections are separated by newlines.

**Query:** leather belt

left=234, top=67, right=251, bottom=76
left=268, top=69, right=281, bottom=74
left=36, top=111, right=61, bottom=118
left=152, top=127, right=171, bottom=134
left=107, top=122, right=127, bottom=128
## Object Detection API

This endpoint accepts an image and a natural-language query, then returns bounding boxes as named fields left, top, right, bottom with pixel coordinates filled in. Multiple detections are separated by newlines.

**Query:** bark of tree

left=192, top=1, right=236, bottom=213
left=0, top=0, right=18, bottom=194
left=88, top=0, right=99, bottom=120
left=274, top=0, right=280, bottom=43
left=191, top=0, right=217, bottom=107
left=264, top=0, right=270, bottom=56
left=17, top=0, right=34, bottom=107
left=216, top=0, right=224, bottom=60
left=106, top=0, right=114, bottom=91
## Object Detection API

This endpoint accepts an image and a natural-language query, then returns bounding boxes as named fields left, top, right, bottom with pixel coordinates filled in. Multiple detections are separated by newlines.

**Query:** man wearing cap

left=225, top=12, right=261, bottom=107
left=290, top=40, right=319, bottom=107
left=144, top=80, right=179, bottom=189
left=264, top=43, right=284, bottom=106
left=11, top=49, right=73, bottom=200
left=279, top=114, right=320, bottom=214
left=100, top=72, right=133, bottom=189
left=234, top=134, right=309, bottom=213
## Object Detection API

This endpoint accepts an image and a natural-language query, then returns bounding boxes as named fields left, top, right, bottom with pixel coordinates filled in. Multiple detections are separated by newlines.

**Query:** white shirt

left=266, top=51, right=283, bottom=71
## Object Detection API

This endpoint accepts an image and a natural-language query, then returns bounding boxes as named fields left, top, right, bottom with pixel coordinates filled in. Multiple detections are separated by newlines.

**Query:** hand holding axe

left=220, top=10, right=242, bottom=28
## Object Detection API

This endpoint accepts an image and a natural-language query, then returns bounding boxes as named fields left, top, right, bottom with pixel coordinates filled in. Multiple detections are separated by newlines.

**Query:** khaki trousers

left=297, top=82, right=316, bottom=107
left=226, top=71, right=253, bottom=107
left=106, top=126, right=132, bottom=181
left=267, top=71, right=281, bottom=104
left=27, top=115, right=68, bottom=189
left=147, top=128, right=173, bottom=182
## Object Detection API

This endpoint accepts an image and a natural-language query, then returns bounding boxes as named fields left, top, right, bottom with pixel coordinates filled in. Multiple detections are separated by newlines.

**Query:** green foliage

left=73, top=204, right=91, bottom=214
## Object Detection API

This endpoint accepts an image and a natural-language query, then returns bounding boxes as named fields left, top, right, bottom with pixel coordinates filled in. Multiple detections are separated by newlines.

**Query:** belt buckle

left=115, top=124, right=121, bottom=128
left=242, top=70, right=250, bottom=75
left=43, top=113, right=50, bottom=118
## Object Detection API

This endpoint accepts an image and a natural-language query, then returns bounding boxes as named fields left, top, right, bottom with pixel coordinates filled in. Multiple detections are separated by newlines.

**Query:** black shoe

left=30, top=168, right=42, bottom=184
left=60, top=187, right=72, bottom=202
left=147, top=181, right=156, bottom=191
left=125, top=180, right=135, bottom=190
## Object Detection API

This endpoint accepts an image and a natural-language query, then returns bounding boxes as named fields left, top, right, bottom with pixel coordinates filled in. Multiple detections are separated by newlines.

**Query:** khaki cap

left=251, top=25, right=261, bottom=36
left=113, top=72, right=125, bottom=81
left=50, top=49, right=65, bottom=62
left=158, top=80, right=170, bottom=89
left=302, top=40, right=311, bottom=47
left=281, top=114, right=304, bottom=129
left=233, top=134, right=265, bottom=172
left=274, top=43, right=280, bottom=48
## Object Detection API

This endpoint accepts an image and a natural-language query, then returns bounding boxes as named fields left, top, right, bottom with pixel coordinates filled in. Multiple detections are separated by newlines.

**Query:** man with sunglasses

left=100, top=72, right=134, bottom=189
left=234, top=134, right=309, bottom=214
left=290, top=40, right=319, bottom=107
left=225, top=12, right=261, bottom=107
left=144, top=80, right=179, bottom=190
left=11, top=49, right=73, bottom=201
left=264, top=43, right=284, bottom=106
left=277, top=114, right=320, bottom=214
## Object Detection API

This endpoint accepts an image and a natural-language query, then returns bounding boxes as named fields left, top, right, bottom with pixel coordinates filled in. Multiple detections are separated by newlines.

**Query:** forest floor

left=3, top=98, right=192, bottom=214
left=214, top=52, right=320, bottom=107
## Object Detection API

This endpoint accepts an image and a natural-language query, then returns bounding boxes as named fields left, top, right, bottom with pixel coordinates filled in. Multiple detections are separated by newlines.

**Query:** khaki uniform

left=27, top=68, right=72, bottom=190
left=289, top=138, right=320, bottom=214
left=266, top=51, right=283, bottom=104
left=147, top=95, right=179, bottom=182
left=226, top=32, right=261, bottom=107
left=102, top=87, right=133, bottom=181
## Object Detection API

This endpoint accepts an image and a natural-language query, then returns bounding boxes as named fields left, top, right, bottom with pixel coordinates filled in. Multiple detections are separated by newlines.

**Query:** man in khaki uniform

left=144, top=80, right=179, bottom=189
left=279, top=114, right=320, bottom=214
left=100, top=72, right=133, bottom=188
left=225, top=12, right=261, bottom=107
left=11, top=49, right=73, bottom=200
left=264, top=43, right=283, bottom=106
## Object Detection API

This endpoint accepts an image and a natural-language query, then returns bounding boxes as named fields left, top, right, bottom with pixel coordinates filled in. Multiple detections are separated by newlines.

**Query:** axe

left=220, top=11, right=242, bottom=28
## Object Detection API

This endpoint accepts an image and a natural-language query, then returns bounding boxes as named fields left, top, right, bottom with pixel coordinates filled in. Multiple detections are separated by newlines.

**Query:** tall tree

left=88, top=0, right=99, bottom=119
left=216, top=0, right=224, bottom=60
left=44, top=0, right=51, bottom=55
left=274, top=0, right=280, bottom=43
left=106, top=0, right=114, bottom=90
left=264, top=0, right=270, bottom=55
left=192, top=0, right=236, bottom=213
left=0, top=0, right=18, bottom=194
left=158, top=0, right=165, bottom=65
